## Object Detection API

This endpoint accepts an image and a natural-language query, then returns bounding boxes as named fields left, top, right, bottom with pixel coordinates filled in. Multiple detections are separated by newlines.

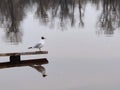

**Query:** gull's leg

left=39, top=48, right=41, bottom=51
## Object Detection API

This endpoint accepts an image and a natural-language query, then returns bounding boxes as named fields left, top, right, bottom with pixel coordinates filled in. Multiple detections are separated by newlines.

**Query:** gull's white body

left=33, top=39, right=45, bottom=49
left=28, top=37, right=46, bottom=50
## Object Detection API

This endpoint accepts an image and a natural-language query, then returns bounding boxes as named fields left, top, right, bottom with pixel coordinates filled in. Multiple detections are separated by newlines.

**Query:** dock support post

left=10, top=55, right=21, bottom=64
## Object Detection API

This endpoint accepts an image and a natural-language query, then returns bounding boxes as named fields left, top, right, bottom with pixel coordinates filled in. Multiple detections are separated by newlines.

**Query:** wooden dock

left=0, top=51, right=48, bottom=56
left=0, top=51, right=49, bottom=77
left=0, top=51, right=48, bottom=62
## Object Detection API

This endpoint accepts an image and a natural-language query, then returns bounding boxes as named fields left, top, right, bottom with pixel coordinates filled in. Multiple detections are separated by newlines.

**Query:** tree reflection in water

left=97, top=0, right=120, bottom=35
left=0, top=0, right=119, bottom=43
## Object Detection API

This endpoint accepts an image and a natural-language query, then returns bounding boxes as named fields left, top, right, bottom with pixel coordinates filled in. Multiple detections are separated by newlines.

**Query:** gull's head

left=41, top=36, right=46, bottom=40
left=43, top=74, right=47, bottom=77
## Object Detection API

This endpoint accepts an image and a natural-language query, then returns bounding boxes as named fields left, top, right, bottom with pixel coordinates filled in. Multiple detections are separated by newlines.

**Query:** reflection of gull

left=30, top=65, right=47, bottom=77
left=28, top=37, right=46, bottom=50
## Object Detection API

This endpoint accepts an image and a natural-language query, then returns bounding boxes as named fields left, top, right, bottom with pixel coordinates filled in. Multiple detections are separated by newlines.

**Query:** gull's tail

left=28, top=47, right=32, bottom=49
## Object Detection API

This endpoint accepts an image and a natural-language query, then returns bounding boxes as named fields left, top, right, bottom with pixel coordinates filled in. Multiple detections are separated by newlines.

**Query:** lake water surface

left=0, top=0, right=120, bottom=90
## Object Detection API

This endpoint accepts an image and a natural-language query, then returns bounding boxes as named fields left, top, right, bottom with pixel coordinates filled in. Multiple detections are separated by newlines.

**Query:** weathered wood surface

left=0, top=51, right=48, bottom=56
left=0, top=58, right=48, bottom=69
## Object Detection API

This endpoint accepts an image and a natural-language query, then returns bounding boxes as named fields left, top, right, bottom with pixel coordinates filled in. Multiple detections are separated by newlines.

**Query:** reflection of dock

left=0, top=58, right=49, bottom=77
left=0, top=58, right=48, bottom=68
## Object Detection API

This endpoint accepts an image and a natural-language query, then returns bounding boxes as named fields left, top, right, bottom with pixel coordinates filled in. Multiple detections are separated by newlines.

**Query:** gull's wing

left=33, top=43, right=42, bottom=48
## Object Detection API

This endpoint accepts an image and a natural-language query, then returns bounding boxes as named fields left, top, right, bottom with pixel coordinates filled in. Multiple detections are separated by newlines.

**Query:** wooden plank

left=0, top=58, right=48, bottom=69
left=0, top=51, right=48, bottom=56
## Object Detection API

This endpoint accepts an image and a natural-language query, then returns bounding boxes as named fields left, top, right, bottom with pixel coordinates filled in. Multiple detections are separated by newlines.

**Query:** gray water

left=0, top=0, right=120, bottom=90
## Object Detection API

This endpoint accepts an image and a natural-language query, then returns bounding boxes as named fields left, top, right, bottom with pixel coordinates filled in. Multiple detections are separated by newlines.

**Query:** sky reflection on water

left=0, top=0, right=120, bottom=90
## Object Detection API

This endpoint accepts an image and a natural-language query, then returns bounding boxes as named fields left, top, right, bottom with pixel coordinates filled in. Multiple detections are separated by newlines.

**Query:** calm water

left=0, top=0, right=120, bottom=90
